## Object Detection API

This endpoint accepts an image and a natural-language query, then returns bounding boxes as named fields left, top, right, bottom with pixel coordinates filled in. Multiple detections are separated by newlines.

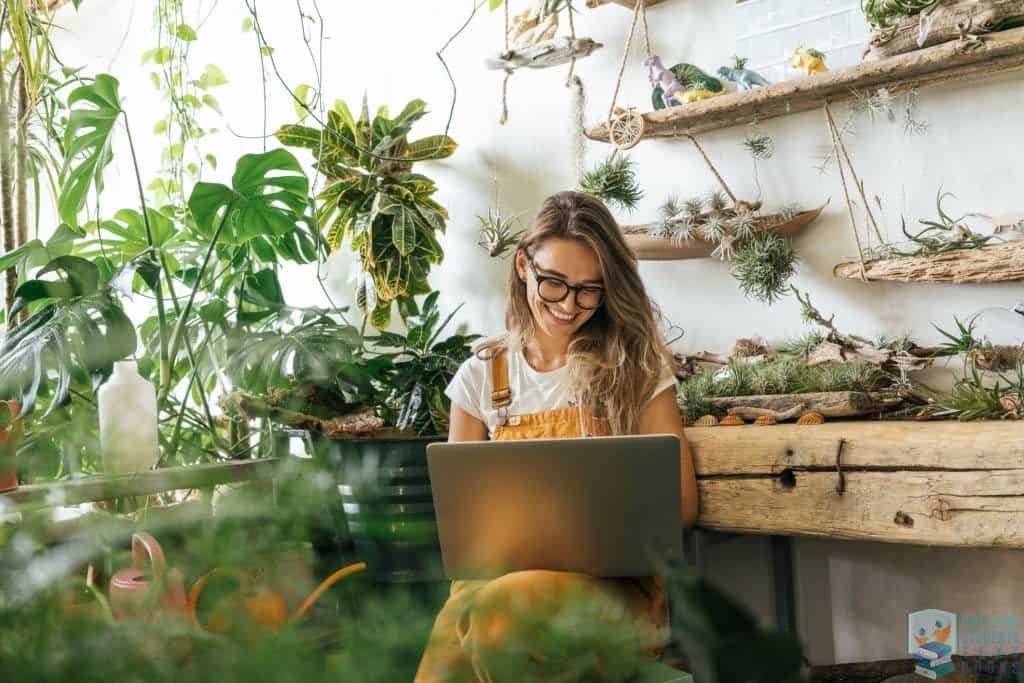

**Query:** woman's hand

left=448, top=404, right=489, bottom=443
left=638, top=388, right=699, bottom=529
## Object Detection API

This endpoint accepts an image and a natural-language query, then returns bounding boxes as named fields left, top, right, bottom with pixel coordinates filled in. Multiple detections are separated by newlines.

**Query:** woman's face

left=516, top=238, right=604, bottom=340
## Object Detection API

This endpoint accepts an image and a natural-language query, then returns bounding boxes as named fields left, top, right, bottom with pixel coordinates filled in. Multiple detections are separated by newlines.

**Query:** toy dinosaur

left=788, top=47, right=828, bottom=76
left=717, top=56, right=771, bottom=91
left=644, top=56, right=726, bottom=110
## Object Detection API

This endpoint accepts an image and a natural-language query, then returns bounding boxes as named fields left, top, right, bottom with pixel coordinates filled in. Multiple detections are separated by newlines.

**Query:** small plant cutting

left=276, top=97, right=456, bottom=328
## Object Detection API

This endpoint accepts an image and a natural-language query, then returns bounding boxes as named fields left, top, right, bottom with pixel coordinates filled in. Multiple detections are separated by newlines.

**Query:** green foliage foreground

left=0, top=467, right=806, bottom=683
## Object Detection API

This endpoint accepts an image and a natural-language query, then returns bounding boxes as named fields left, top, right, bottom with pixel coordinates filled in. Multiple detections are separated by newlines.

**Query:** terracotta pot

left=0, top=401, right=20, bottom=493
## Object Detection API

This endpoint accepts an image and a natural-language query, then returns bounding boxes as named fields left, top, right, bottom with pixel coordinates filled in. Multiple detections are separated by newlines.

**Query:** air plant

left=893, top=189, right=999, bottom=257
left=477, top=208, right=524, bottom=258
left=579, top=153, right=644, bottom=212
left=730, top=232, right=798, bottom=305
left=699, top=213, right=729, bottom=243
left=707, top=190, right=728, bottom=213
left=684, top=197, right=705, bottom=218
left=726, top=209, right=758, bottom=241
left=933, top=315, right=981, bottom=355
left=778, top=331, right=825, bottom=359
left=742, top=128, right=775, bottom=161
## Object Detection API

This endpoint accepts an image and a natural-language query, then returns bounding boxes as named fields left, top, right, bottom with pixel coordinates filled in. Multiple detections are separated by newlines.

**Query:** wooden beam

left=586, top=25, right=1024, bottom=141
left=0, top=458, right=280, bottom=511
left=833, top=240, right=1024, bottom=283
left=688, top=421, right=1024, bottom=548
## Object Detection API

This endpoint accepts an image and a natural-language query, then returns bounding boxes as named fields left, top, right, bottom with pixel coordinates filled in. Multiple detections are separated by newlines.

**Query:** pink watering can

left=108, top=532, right=187, bottom=620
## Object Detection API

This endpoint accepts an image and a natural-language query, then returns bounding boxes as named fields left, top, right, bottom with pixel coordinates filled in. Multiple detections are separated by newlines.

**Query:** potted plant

left=275, top=96, right=456, bottom=328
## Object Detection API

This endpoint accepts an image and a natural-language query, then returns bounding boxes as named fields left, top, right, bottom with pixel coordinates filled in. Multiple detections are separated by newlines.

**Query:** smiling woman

left=414, top=191, right=699, bottom=683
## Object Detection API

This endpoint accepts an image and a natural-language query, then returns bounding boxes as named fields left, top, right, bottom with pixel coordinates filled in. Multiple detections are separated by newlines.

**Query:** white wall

left=52, top=0, right=1024, bottom=665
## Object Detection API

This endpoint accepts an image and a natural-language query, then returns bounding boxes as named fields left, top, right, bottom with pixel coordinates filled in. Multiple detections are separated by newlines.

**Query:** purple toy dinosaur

left=643, top=55, right=686, bottom=108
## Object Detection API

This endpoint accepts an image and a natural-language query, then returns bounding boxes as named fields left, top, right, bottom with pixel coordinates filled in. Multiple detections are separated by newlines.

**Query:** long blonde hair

left=479, top=191, right=674, bottom=435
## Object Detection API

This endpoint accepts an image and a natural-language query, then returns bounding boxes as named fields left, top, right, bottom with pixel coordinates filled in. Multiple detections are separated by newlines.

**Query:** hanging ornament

left=608, top=107, right=645, bottom=150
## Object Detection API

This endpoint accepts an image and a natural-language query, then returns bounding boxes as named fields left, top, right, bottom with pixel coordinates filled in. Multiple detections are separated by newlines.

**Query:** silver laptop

left=426, top=434, right=683, bottom=580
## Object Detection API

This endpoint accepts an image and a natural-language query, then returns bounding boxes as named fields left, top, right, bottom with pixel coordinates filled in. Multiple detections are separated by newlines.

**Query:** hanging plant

left=861, top=0, right=943, bottom=42
left=578, top=152, right=643, bottom=212
left=730, top=232, right=799, bottom=305
left=276, top=97, right=456, bottom=328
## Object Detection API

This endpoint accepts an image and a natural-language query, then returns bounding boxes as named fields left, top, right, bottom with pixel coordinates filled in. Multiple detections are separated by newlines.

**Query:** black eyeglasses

left=527, top=258, right=605, bottom=310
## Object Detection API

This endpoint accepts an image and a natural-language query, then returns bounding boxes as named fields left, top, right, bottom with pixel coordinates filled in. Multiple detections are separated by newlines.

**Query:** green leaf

left=198, top=64, right=228, bottom=88
left=259, top=46, right=274, bottom=57
left=174, top=23, right=197, bottom=41
left=153, top=118, right=168, bottom=134
left=406, top=135, right=457, bottom=161
left=201, top=94, right=222, bottom=114
left=274, top=124, right=323, bottom=152
left=205, top=153, right=217, bottom=170
left=241, top=17, right=253, bottom=31
left=153, top=47, right=173, bottom=64
left=390, top=210, right=416, bottom=256
left=187, top=148, right=310, bottom=247
left=149, top=72, right=161, bottom=89
left=490, top=0, right=504, bottom=9
left=58, top=75, right=123, bottom=227
left=293, top=83, right=311, bottom=121
left=0, top=240, right=44, bottom=273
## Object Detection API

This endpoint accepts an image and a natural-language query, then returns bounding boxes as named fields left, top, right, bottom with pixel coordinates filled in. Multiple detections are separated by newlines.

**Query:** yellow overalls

left=414, top=349, right=670, bottom=683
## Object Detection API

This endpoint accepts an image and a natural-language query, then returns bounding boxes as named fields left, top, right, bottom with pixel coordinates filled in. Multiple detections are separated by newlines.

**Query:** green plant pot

left=311, top=433, right=446, bottom=584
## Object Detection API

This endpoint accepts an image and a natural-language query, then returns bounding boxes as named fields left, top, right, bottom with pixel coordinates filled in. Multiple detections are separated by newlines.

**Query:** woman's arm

left=448, top=403, right=489, bottom=443
left=638, top=387, right=699, bottom=529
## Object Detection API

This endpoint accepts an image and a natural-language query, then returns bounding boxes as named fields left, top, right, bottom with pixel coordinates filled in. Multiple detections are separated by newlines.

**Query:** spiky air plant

left=707, top=190, right=728, bottom=213
left=477, top=208, right=524, bottom=258
left=579, top=152, right=644, bottom=212
left=698, top=213, right=729, bottom=242
left=894, top=189, right=998, bottom=257
left=730, top=232, right=798, bottom=305
left=670, top=218, right=698, bottom=246
left=779, top=204, right=801, bottom=221
left=684, top=197, right=705, bottom=219
left=742, top=128, right=774, bottom=161
left=778, top=331, right=826, bottom=359
left=726, top=208, right=758, bottom=241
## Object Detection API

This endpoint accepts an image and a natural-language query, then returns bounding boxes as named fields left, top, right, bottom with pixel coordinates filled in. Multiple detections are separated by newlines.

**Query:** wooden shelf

left=833, top=239, right=1024, bottom=283
left=587, top=26, right=1024, bottom=141
left=1, top=458, right=281, bottom=511
left=586, top=0, right=669, bottom=8
left=623, top=205, right=824, bottom=260
left=688, top=420, right=1024, bottom=548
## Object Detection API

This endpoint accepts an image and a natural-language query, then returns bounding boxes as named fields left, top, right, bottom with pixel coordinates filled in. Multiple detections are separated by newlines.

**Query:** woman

left=414, top=191, right=699, bottom=683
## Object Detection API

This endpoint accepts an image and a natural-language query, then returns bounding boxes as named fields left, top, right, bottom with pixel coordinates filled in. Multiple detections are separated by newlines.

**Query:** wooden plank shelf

left=0, top=458, right=280, bottom=511
left=586, top=26, right=1024, bottom=141
left=688, top=421, right=1024, bottom=548
left=833, top=240, right=1024, bottom=283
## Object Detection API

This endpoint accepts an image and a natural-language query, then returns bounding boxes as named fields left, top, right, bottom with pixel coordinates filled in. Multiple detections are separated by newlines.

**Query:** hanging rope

left=824, top=103, right=869, bottom=281
left=824, top=103, right=885, bottom=246
left=606, top=0, right=646, bottom=124
left=565, top=0, right=578, bottom=86
left=683, top=134, right=740, bottom=207
left=500, top=0, right=513, bottom=124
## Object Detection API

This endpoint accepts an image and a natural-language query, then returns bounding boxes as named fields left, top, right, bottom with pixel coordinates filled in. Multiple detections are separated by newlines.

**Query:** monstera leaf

left=58, top=75, right=123, bottom=226
left=0, top=256, right=136, bottom=415
left=188, top=148, right=310, bottom=244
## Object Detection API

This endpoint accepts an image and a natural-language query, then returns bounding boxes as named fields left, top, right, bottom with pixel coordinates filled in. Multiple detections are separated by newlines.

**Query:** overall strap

left=490, top=348, right=512, bottom=410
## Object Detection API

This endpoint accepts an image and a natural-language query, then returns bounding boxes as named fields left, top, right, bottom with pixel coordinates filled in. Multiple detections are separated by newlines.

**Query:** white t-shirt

left=445, top=349, right=677, bottom=438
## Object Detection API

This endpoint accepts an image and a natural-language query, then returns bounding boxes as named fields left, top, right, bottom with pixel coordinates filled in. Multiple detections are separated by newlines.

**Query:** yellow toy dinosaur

left=788, top=47, right=828, bottom=76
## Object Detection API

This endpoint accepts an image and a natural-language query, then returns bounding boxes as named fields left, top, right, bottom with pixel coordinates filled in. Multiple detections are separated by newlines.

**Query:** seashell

left=719, top=415, right=745, bottom=426
left=695, top=415, right=718, bottom=427
left=1001, top=392, right=1021, bottom=414
left=796, top=412, right=825, bottom=425
left=754, top=415, right=777, bottom=426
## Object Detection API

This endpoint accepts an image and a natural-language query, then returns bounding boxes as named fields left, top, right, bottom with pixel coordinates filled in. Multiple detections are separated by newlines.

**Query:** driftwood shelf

left=689, top=421, right=1024, bottom=548
left=586, top=25, right=1024, bottom=141
left=833, top=239, right=1024, bottom=283
left=624, top=206, right=824, bottom=261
